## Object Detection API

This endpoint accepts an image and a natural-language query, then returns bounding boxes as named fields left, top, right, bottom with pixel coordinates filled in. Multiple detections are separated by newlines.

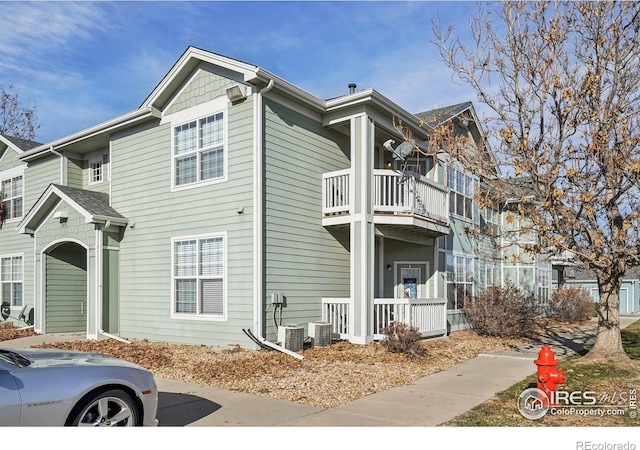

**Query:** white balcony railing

left=322, top=169, right=449, bottom=225
left=321, top=297, right=448, bottom=341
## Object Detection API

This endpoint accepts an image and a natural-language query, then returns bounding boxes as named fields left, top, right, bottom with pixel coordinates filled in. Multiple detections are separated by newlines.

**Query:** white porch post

left=349, top=114, right=375, bottom=344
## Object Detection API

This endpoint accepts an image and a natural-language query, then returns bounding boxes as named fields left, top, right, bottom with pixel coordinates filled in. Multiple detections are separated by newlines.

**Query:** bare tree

left=1, top=84, right=39, bottom=140
left=431, top=1, right=640, bottom=362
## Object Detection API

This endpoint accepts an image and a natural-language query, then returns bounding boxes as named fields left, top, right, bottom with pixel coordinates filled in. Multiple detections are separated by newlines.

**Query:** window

left=173, top=235, right=225, bottom=317
left=536, top=267, right=551, bottom=305
left=1, top=175, right=23, bottom=220
left=485, top=263, right=500, bottom=288
left=446, top=165, right=475, bottom=221
left=445, top=253, right=474, bottom=310
left=483, top=204, right=501, bottom=236
left=174, top=112, right=224, bottom=186
left=1, top=256, right=22, bottom=307
left=90, top=154, right=109, bottom=184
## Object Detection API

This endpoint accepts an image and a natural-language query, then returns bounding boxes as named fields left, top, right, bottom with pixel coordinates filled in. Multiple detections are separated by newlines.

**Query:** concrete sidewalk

left=3, top=315, right=638, bottom=426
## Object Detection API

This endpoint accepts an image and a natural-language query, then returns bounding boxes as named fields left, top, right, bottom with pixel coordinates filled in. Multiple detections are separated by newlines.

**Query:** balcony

left=322, top=169, right=450, bottom=236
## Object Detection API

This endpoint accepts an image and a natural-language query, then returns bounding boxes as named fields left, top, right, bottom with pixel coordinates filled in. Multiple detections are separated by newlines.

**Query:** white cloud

left=0, top=2, right=108, bottom=58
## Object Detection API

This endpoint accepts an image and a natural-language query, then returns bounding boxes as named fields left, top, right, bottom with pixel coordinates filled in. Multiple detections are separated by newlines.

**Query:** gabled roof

left=0, top=134, right=42, bottom=154
left=20, top=46, right=431, bottom=159
left=414, top=101, right=473, bottom=130
left=17, top=184, right=128, bottom=234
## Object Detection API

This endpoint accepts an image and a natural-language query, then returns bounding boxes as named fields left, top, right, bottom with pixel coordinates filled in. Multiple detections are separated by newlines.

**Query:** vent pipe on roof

left=348, top=83, right=357, bottom=94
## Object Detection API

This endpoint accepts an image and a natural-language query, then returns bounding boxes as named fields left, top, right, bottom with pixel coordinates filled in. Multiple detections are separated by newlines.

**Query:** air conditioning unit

left=308, top=321, right=332, bottom=347
left=277, top=324, right=304, bottom=352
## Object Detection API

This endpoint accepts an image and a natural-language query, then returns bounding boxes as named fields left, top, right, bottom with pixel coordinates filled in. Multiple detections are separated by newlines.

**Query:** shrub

left=380, top=322, right=426, bottom=358
left=465, top=284, right=538, bottom=338
left=549, top=286, right=595, bottom=323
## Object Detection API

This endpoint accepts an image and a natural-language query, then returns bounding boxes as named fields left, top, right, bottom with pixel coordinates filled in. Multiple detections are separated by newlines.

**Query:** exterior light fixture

left=226, top=85, right=247, bottom=103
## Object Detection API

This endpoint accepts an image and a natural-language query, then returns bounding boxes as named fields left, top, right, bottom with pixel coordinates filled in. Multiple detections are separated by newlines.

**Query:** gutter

left=20, top=107, right=160, bottom=162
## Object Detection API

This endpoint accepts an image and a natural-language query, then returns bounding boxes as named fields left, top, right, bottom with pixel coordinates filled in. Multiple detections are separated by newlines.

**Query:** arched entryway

left=44, top=241, right=88, bottom=333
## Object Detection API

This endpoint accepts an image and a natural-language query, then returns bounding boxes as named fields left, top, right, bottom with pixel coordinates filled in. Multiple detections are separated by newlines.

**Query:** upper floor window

left=89, top=154, right=109, bottom=184
left=1, top=175, right=23, bottom=221
left=483, top=204, right=501, bottom=236
left=174, top=112, right=225, bottom=187
left=446, top=165, right=476, bottom=221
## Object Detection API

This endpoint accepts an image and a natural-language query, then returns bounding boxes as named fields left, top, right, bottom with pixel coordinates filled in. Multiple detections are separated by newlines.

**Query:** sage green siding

left=263, top=99, right=351, bottom=339
left=0, top=150, right=59, bottom=324
left=25, top=154, right=60, bottom=207
left=110, top=94, right=255, bottom=347
left=67, top=158, right=83, bottom=189
left=0, top=147, right=23, bottom=172
left=166, top=63, right=246, bottom=115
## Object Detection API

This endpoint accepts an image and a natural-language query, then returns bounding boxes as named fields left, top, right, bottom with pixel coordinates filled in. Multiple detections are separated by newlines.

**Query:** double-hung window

left=173, top=235, right=225, bottom=318
left=1, top=256, right=22, bottom=307
left=174, top=112, right=224, bottom=187
left=446, top=165, right=475, bottom=221
left=1, top=174, right=23, bottom=221
left=445, top=252, right=474, bottom=310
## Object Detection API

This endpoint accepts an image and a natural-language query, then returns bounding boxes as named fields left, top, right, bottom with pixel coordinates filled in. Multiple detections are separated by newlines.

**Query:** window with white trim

left=1, top=256, right=22, bottom=307
left=536, top=267, right=551, bottom=305
left=483, top=204, right=500, bottom=236
left=174, top=112, right=224, bottom=186
left=445, top=252, right=474, bottom=310
left=446, top=165, right=476, bottom=221
left=89, top=154, right=109, bottom=184
left=1, top=175, right=23, bottom=220
left=173, top=235, right=225, bottom=317
left=485, top=263, right=500, bottom=288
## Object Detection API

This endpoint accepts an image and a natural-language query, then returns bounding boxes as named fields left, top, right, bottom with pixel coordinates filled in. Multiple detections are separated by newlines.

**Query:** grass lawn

left=443, top=318, right=640, bottom=426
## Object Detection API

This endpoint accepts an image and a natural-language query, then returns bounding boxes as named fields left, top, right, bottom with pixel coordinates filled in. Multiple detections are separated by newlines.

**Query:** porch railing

left=373, top=298, right=448, bottom=339
left=322, top=169, right=449, bottom=224
left=321, top=297, right=448, bottom=341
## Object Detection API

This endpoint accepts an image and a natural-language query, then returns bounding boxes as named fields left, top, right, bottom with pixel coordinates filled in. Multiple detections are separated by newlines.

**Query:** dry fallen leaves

left=0, top=320, right=590, bottom=409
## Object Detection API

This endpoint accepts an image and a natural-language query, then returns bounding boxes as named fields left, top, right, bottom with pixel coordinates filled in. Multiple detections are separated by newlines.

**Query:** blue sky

left=1, top=1, right=481, bottom=143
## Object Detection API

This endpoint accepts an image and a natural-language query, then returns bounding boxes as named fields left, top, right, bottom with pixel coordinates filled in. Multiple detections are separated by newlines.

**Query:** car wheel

left=69, top=389, right=139, bottom=427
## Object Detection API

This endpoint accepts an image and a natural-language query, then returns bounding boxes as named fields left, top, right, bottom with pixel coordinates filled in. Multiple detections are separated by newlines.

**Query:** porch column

left=349, top=114, right=375, bottom=344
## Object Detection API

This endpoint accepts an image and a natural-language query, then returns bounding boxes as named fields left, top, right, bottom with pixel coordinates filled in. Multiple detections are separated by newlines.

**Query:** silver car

left=0, top=347, right=158, bottom=426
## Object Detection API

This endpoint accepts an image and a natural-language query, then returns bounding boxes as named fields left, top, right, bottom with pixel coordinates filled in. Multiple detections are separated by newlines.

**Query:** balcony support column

left=349, top=114, right=375, bottom=344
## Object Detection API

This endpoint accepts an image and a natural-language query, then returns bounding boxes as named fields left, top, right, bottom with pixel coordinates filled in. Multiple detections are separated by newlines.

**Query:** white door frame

left=393, top=261, right=429, bottom=299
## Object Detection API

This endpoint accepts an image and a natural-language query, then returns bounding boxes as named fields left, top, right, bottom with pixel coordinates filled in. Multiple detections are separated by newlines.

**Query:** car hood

left=9, top=348, right=144, bottom=369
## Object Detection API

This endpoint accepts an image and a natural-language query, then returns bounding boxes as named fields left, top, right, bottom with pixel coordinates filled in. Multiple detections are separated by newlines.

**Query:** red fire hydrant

left=534, top=345, right=567, bottom=405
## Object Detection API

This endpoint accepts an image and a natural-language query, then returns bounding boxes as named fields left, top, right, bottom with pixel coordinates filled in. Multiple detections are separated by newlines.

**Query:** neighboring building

left=553, top=264, right=640, bottom=315
left=0, top=47, right=557, bottom=348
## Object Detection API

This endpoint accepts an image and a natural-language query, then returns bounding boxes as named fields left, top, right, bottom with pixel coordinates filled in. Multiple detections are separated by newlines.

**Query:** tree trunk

left=583, top=279, right=628, bottom=361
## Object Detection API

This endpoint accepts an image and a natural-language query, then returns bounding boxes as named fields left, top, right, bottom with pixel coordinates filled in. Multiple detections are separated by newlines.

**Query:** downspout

left=48, top=146, right=67, bottom=185
left=253, top=79, right=274, bottom=338
left=252, top=79, right=301, bottom=356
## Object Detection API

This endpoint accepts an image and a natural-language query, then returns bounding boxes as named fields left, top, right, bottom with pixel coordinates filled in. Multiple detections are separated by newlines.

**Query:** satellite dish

left=383, top=139, right=415, bottom=161
left=396, top=141, right=414, bottom=159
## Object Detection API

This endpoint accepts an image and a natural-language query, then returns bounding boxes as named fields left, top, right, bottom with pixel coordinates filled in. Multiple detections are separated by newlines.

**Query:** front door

left=395, top=263, right=428, bottom=299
